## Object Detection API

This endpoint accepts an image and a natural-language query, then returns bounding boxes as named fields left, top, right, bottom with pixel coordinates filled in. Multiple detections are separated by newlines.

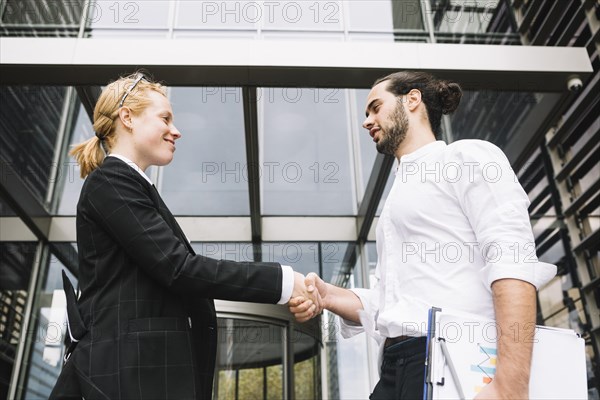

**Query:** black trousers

left=370, top=337, right=427, bottom=400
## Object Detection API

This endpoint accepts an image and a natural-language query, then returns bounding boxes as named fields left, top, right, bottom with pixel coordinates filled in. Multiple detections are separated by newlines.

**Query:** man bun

left=438, top=81, right=462, bottom=115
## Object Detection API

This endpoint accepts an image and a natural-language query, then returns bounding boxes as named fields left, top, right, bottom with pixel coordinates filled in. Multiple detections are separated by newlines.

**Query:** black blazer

left=55, top=157, right=283, bottom=399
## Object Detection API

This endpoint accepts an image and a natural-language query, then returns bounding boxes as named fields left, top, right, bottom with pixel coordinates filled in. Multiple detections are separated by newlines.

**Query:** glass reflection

left=449, top=90, right=545, bottom=149
left=259, top=242, right=320, bottom=278
left=161, top=87, right=249, bottom=216
left=347, top=0, right=394, bottom=33
left=0, top=194, right=17, bottom=216
left=293, top=328, right=319, bottom=400
left=56, top=104, right=91, bottom=215
left=23, top=253, right=77, bottom=399
left=261, top=0, right=343, bottom=32
left=89, top=0, right=171, bottom=37
left=215, top=318, right=285, bottom=400
left=261, top=88, right=354, bottom=215
left=0, top=86, right=66, bottom=207
left=0, top=0, right=83, bottom=37
left=0, top=242, right=38, bottom=400
left=176, top=0, right=256, bottom=30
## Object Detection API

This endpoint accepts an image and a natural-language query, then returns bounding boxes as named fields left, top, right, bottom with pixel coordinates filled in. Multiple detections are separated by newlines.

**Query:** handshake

left=288, top=272, right=329, bottom=323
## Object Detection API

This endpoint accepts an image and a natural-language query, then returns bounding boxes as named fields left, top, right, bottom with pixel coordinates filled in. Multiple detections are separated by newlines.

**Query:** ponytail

left=70, top=136, right=105, bottom=178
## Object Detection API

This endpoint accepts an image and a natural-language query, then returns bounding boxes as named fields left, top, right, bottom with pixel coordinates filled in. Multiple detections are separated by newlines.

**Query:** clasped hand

left=288, top=272, right=327, bottom=323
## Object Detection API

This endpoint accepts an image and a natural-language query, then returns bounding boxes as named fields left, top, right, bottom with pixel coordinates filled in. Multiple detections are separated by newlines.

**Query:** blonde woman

left=50, top=73, right=318, bottom=400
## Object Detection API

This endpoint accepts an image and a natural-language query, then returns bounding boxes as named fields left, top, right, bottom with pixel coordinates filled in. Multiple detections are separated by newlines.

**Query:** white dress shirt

left=107, top=154, right=294, bottom=304
left=340, top=140, right=556, bottom=343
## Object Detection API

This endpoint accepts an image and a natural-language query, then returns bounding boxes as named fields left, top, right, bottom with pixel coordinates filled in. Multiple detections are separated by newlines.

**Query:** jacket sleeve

left=82, top=166, right=283, bottom=304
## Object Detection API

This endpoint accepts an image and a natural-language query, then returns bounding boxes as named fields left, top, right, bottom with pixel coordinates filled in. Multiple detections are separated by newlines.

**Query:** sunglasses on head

left=119, top=74, right=149, bottom=108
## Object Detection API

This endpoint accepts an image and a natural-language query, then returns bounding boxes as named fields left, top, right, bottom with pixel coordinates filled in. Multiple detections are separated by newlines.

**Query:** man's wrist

left=493, top=370, right=529, bottom=398
left=322, top=283, right=335, bottom=311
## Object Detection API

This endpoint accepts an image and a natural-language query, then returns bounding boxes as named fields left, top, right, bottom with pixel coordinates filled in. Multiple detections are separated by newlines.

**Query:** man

left=291, top=71, right=556, bottom=399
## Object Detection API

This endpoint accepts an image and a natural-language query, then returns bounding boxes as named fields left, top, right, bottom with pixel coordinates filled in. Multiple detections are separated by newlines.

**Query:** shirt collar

left=108, top=154, right=153, bottom=185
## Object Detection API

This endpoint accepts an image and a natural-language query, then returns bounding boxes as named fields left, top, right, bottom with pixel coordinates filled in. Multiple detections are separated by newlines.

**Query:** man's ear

left=406, top=89, right=422, bottom=111
left=118, top=107, right=133, bottom=130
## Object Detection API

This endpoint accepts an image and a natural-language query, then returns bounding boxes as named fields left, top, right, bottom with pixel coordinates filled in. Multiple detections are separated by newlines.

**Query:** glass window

left=355, top=89, right=375, bottom=198
left=450, top=91, right=562, bottom=152
left=433, top=0, right=500, bottom=35
left=191, top=242, right=254, bottom=262
left=161, top=87, right=250, bottom=215
left=538, top=238, right=565, bottom=265
left=325, top=249, right=373, bottom=400
left=2, top=0, right=82, bottom=25
left=354, top=88, right=396, bottom=215
left=22, top=251, right=77, bottom=399
left=1, top=0, right=83, bottom=37
left=364, top=241, right=378, bottom=289
left=262, top=0, right=342, bottom=32
left=347, top=0, right=394, bottom=33
left=261, top=88, right=354, bottom=215
left=0, top=194, right=17, bottom=216
left=214, top=318, right=285, bottom=400
left=176, top=0, right=257, bottom=30
left=257, top=242, right=353, bottom=284
left=320, top=242, right=352, bottom=284
left=260, top=242, right=319, bottom=277
left=56, top=104, right=91, bottom=216
left=334, top=326, right=371, bottom=400
left=89, top=0, right=171, bottom=36
left=391, top=0, right=425, bottom=30
left=0, top=86, right=66, bottom=206
left=293, top=328, right=319, bottom=400
left=0, top=242, right=38, bottom=400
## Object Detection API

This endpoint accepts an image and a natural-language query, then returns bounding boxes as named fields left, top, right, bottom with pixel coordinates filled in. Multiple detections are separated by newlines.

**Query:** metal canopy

left=0, top=38, right=593, bottom=91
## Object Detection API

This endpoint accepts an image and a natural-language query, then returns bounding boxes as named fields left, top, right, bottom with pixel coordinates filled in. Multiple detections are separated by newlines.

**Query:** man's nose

left=363, top=115, right=373, bottom=130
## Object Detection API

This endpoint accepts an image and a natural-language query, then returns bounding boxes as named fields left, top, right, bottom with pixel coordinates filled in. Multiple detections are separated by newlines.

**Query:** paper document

left=424, top=309, right=587, bottom=400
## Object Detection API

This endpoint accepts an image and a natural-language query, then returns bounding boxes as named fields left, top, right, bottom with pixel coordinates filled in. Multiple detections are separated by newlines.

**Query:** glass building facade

left=0, top=0, right=598, bottom=398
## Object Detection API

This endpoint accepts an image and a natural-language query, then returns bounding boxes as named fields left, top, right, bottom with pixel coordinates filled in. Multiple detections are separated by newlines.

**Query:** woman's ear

left=118, top=107, right=133, bottom=131
left=406, top=89, right=422, bottom=111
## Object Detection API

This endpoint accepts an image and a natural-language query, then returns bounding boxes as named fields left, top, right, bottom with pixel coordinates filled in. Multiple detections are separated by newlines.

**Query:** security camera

left=567, top=76, right=583, bottom=92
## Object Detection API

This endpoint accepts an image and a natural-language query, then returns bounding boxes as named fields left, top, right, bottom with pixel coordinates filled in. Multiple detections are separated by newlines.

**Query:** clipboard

left=424, top=308, right=587, bottom=400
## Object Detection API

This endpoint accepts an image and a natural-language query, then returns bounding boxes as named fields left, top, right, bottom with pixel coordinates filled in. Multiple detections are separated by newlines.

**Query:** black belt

left=384, top=335, right=419, bottom=348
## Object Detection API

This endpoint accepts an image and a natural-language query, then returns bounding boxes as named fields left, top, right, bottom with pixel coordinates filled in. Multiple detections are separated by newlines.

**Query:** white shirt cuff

left=277, top=265, right=294, bottom=304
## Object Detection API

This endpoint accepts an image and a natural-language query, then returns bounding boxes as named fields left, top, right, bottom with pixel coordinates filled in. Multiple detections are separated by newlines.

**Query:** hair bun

left=439, top=81, right=462, bottom=114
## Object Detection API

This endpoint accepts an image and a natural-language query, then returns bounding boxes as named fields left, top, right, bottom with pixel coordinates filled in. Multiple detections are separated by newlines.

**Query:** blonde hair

left=70, top=72, right=167, bottom=178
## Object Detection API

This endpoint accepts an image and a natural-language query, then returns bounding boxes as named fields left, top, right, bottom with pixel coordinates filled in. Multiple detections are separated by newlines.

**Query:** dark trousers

left=370, top=337, right=427, bottom=400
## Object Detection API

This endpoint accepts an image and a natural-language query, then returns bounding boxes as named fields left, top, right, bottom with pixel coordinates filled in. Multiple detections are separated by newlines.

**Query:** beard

left=376, top=99, right=409, bottom=156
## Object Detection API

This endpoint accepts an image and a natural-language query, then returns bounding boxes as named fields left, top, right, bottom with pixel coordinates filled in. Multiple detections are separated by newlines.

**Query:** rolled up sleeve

left=451, top=141, right=556, bottom=290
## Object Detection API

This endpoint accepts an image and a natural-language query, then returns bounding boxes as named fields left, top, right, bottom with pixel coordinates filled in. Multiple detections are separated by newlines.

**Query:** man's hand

left=289, top=272, right=327, bottom=322
left=288, top=272, right=322, bottom=322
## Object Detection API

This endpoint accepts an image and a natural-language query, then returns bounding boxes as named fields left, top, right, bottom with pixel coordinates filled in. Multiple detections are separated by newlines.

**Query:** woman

left=50, top=73, right=317, bottom=399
